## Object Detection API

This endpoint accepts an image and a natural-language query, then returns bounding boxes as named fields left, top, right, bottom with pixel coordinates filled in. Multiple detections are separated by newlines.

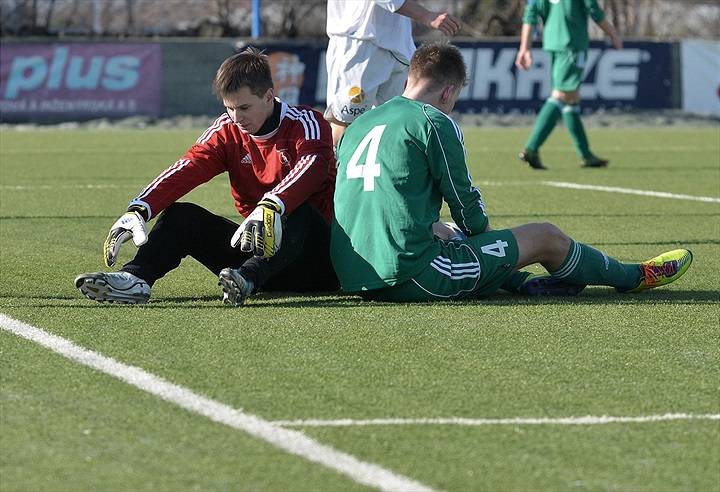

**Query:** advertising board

left=0, top=43, right=162, bottom=122
left=261, top=41, right=675, bottom=114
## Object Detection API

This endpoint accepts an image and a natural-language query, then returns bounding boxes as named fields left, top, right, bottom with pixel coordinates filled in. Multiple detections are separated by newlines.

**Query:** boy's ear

left=441, top=85, right=455, bottom=103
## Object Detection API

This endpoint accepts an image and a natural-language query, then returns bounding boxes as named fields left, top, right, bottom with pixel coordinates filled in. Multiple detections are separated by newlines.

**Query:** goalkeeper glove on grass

left=231, top=198, right=283, bottom=258
left=104, top=210, right=148, bottom=267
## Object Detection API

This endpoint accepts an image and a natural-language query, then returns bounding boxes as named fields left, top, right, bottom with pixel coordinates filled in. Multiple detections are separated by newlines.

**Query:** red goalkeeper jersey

left=129, top=100, right=336, bottom=224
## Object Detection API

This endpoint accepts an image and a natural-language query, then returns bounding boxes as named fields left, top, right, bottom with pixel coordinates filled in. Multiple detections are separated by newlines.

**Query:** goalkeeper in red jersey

left=75, top=47, right=339, bottom=305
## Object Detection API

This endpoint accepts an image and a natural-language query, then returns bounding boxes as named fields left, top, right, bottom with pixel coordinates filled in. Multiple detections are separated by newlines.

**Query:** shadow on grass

left=3, top=289, right=717, bottom=309
left=230, top=289, right=720, bottom=309
left=33, top=289, right=718, bottom=308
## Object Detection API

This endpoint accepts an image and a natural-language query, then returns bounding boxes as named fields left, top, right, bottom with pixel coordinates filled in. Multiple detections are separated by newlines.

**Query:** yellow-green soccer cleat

left=619, top=249, right=693, bottom=293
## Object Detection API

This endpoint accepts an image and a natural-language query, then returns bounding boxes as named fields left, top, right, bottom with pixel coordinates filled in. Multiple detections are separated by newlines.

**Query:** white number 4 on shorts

left=481, top=240, right=509, bottom=257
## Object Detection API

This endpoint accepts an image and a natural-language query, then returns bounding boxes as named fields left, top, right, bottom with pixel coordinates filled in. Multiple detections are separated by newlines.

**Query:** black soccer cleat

left=518, top=273, right=586, bottom=296
left=581, top=156, right=609, bottom=168
left=519, top=148, right=547, bottom=170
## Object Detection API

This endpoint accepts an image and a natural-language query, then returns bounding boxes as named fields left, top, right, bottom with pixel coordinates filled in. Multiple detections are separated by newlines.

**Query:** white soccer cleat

left=75, top=271, right=150, bottom=304
left=218, top=268, right=254, bottom=306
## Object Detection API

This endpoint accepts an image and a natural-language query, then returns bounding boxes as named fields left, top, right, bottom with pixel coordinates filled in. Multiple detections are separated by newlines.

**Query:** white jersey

left=326, top=0, right=416, bottom=64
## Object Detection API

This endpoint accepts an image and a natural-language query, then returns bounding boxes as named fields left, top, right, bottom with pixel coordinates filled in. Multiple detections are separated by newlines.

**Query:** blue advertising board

left=0, top=39, right=676, bottom=123
left=259, top=40, right=674, bottom=115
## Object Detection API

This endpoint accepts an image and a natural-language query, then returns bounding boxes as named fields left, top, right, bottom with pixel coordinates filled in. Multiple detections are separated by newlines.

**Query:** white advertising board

left=681, top=40, right=720, bottom=115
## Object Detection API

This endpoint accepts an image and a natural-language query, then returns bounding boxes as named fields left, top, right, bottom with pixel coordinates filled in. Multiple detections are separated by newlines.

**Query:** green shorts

left=361, top=229, right=519, bottom=302
left=550, top=50, right=587, bottom=92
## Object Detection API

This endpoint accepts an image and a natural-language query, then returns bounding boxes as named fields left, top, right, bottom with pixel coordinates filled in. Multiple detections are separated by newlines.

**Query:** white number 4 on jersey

left=346, top=125, right=385, bottom=191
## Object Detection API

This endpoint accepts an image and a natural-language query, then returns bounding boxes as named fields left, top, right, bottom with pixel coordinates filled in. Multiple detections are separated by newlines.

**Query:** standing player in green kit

left=331, top=41, right=692, bottom=302
left=515, top=0, right=623, bottom=170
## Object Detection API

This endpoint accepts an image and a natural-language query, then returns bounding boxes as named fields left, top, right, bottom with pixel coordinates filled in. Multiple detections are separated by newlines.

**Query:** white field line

left=272, top=414, right=720, bottom=428
left=4, top=314, right=718, bottom=459
left=0, top=313, right=433, bottom=492
left=540, top=181, right=720, bottom=203
left=4, top=181, right=718, bottom=204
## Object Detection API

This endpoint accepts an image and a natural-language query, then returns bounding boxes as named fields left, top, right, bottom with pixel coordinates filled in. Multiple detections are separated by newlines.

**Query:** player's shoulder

left=284, top=103, right=324, bottom=123
left=196, top=113, right=236, bottom=145
left=281, top=102, right=332, bottom=142
left=417, top=104, right=463, bottom=143
left=420, top=103, right=458, bottom=126
left=284, top=104, right=328, bottom=127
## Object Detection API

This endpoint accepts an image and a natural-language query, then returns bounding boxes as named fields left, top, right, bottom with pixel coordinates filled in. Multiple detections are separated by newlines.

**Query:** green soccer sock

left=524, top=98, right=563, bottom=152
left=550, top=240, right=640, bottom=290
left=562, top=104, right=592, bottom=159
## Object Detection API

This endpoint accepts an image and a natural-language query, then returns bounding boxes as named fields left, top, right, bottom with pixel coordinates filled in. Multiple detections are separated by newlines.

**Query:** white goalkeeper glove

left=231, top=198, right=283, bottom=258
left=103, top=210, right=148, bottom=267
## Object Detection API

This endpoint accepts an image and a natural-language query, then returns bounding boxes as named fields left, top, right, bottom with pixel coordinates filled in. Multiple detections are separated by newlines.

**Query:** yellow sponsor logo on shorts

left=348, top=86, right=365, bottom=104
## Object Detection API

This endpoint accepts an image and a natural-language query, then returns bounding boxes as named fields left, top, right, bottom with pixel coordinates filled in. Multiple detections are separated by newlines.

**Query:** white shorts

left=325, top=37, right=410, bottom=125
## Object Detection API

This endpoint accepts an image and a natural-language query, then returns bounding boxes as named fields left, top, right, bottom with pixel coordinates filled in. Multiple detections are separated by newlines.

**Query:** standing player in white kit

left=325, top=0, right=461, bottom=147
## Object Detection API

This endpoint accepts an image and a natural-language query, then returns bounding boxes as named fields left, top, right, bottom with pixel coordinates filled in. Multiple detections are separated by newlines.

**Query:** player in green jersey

left=515, top=0, right=623, bottom=169
left=330, top=41, right=692, bottom=302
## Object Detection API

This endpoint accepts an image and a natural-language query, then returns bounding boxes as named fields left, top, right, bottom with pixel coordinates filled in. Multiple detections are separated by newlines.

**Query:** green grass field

left=1, top=124, right=718, bottom=491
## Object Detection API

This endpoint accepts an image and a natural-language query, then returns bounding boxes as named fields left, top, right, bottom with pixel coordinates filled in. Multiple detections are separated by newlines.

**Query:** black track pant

left=122, top=202, right=339, bottom=293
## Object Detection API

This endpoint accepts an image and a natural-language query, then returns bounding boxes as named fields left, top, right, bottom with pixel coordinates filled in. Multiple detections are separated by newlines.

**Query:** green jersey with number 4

left=331, top=95, right=488, bottom=292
